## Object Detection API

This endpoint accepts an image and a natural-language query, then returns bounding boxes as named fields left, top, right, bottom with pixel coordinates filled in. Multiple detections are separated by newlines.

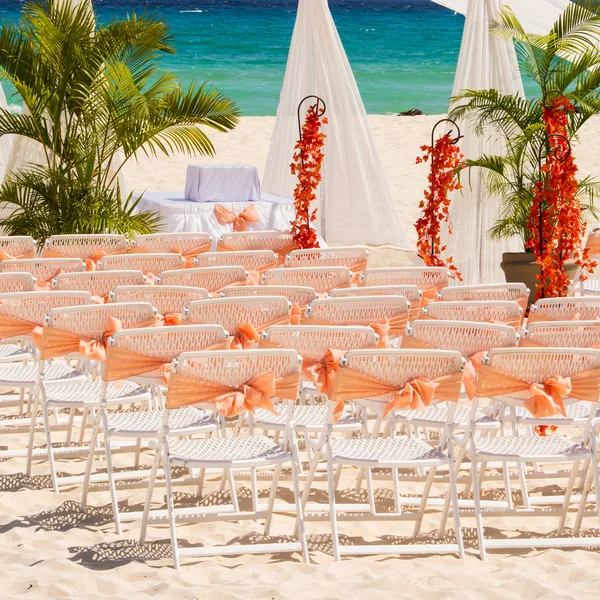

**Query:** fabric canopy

left=439, top=0, right=571, bottom=283
left=263, top=0, right=408, bottom=248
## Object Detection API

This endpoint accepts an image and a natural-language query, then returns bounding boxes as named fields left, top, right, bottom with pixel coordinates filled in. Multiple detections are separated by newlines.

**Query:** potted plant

left=449, top=2, right=600, bottom=302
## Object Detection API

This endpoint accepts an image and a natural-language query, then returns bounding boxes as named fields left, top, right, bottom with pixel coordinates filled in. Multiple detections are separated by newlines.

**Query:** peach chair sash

left=247, top=259, right=279, bottom=285
left=214, top=204, right=260, bottom=232
left=155, top=312, right=183, bottom=327
left=302, top=348, right=345, bottom=398
left=42, top=248, right=120, bottom=271
left=36, top=316, right=125, bottom=361
left=515, top=294, right=529, bottom=312
left=104, top=340, right=230, bottom=384
left=420, top=284, right=447, bottom=307
left=0, top=313, right=42, bottom=340
left=232, top=322, right=261, bottom=349
left=474, top=363, right=600, bottom=418
left=586, top=236, right=600, bottom=257
left=290, top=303, right=303, bottom=325
left=332, top=367, right=463, bottom=420
left=166, top=370, right=300, bottom=417
left=35, top=269, right=64, bottom=291
left=131, top=243, right=212, bottom=268
left=0, top=250, right=35, bottom=261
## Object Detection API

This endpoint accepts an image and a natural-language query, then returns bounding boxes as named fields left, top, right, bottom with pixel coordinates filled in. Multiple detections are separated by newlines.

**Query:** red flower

left=414, top=133, right=464, bottom=280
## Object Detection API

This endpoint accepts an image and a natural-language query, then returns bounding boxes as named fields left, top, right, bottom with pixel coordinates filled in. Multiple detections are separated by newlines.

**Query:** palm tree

left=449, top=0, right=600, bottom=248
left=0, top=0, right=240, bottom=242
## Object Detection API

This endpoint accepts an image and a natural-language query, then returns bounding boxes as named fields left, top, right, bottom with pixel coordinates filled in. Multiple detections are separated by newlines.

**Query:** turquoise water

left=0, top=1, right=470, bottom=115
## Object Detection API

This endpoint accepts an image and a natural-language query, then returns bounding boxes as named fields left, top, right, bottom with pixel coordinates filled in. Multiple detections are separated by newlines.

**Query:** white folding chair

left=439, top=283, right=529, bottom=311
left=0, top=235, right=36, bottom=260
left=218, top=230, right=296, bottom=265
left=43, top=234, right=128, bottom=269
left=0, top=258, right=85, bottom=289
left=98, top=253, right=185, bottom=283
left=528, top=296, right=600, bottom=323
left=286, top=247, right=368, bottom=280
left=262, top=266, right=352, bottom=294
left=0, top=272, right=36, bottom=293
left=221, top=285, right=316, bottom=310
left=131, top=233, right=213, bottom=267
left=157, top=266, right=247, bottom=294
left=54, top=270, right=146, bottom=303
left=139, top=349, right=308, bottom=568
left=423, top=300, right=523, bottom=328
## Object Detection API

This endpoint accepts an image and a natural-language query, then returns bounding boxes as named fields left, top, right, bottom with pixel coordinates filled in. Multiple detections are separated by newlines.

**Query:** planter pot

left=500, top=251, right=579, bottom=307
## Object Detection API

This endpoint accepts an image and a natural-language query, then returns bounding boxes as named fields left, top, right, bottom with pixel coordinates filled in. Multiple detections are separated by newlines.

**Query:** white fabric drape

left=440, top=0, right=570, bottom=284
left=263, top=0, right=408, bottom=248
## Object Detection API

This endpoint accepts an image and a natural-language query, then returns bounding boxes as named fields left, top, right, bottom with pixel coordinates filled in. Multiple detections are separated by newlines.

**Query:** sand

left=2, top=115, right=600, bottom=599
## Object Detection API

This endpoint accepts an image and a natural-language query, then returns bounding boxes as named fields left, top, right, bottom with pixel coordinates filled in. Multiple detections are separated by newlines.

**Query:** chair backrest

left=0, top=272, right=36, bottom=293
left=157, top=266, right=248, bottom=293
left=529, top=297, right=600, bottom=322
left=263, top=325, right=379, bottom=359
left=131, top=233, right=212, bottom=255
left=43, top=234, right=127, bottom=258
left=0, top=258, right=85, bottom=284
left=306, top=296, right=410, bottom=332
left=98, top=253, right=185, bottom=276
left=438, top=283, right=529, bottom=306
left=262, top=266, right=352, bottom=294
left=423, top=300, right=522, bottom=327
left=0, top=291, right=92, bottom=334
left=0, top=236, right=36, bottom=259
left=194, top=250, right=278, bottom=273
left=106, top=324, right=227, bottom=382
left=328, top=284, right=422, bottom=319
left=219, top=230, right=295, bottom=254
left=360, top=267, right=448, bottom=291
left=285, top=246, right=368, bottom=272
left=522, top=321, right=600, bottom=348
left=404, top=320, right=518, bottom=357
left=168, top=348, right=301, bottom=410
left=483, top=347, right=600, bottom=404
left=221, top=285, right=316, bottom=307
left=111, top=285, right=210, bottom=315
left=185, top=296, right=290, bottom=333
left=54, top=270, right=145, bottom=299
left=46, top=302, right=155, bottom=344
left=338, top=348, right=463, bottom=411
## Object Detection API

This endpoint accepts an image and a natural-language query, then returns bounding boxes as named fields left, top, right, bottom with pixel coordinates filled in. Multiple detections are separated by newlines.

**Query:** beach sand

left=2, top=115, right=600, bottom=599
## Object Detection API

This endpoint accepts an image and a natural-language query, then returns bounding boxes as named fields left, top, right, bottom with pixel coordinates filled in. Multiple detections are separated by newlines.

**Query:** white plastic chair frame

left=359, top=266, right=448, bottom=291
left=193, top=250, right=278, bottom=273
left=0, top=272, right=36, bottom=293
left=0, top=235, right=36, bottom=259
left=98, top=253, right=185, bottom=279
left=218, top=230, right=295, bottom=253
left=529, top=297, right=600, bottom=322
left=262, top=266, right=352, bottom=294
left=157, top=266, right=248, bottom=294
left=54, top=270, right=146, bottom=300
left=0, top=258, right=85, bottom=286
left=285, top=246, right=368, bottom=272
left=221, top=285, right=316, bottom=308
left=111, top=285, right=210, bottom=316
left=139, top=348, right=308, bottom=568
left=438, top=283, right=529, bottom=305
left=422, top=300, right=523, bottom=328
left=131, top=233, right=213, bottom=255
left=43, top=234, right=128, bottom=258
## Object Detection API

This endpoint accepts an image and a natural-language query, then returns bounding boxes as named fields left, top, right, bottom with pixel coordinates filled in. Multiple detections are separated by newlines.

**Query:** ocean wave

left=179, top=9, right=205, bottom=13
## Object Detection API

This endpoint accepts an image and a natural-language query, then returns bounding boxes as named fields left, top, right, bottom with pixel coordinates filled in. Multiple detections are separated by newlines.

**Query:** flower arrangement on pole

left=290, top=97, right=327, bottom=249
left=415, top=119, right=465, bottom=281
left=527, top=95, right=596, bottom=299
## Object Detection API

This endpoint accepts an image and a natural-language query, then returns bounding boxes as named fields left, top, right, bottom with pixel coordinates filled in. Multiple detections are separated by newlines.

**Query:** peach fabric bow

left=214, top=204, right=260, bottom=232
left=36, top=316, right=124, bottom=361
left=155, top=312, right=183, bottom=327
left=0, top=250, right=35, bottom=261
left=232, top=322, right=261, bottom=349
left=247, top=259, right=279, bottom=286
left=92, top=294, right=110, bottom=305
left=332, top=367, right=463, bottom=421
left=369, top=318, right=391, bottom=348
left=131, top=243, right=212, bottom=268
left=166, top=370, right=300, bottom=417
left=35, top=269, right=64, bottom=291
left=420, top=284, right=447, bottom=307
left=302, top=348, right=345, bottom=398
left=474, top=363, right=600, bottom=418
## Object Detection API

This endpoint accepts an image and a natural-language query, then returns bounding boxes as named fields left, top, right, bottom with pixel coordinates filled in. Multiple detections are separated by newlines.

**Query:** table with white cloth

left=136, top=191, right=296, bottom=246
left=184, top=164, right=262, bottom=203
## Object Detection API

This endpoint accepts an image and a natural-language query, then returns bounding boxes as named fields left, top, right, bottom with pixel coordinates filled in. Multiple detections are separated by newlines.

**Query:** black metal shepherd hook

left=296, top=95, right=327, bottom=234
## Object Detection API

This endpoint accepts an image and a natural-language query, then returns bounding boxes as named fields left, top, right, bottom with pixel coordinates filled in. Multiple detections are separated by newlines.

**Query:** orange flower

left=414, top=133, right=464, bottom=281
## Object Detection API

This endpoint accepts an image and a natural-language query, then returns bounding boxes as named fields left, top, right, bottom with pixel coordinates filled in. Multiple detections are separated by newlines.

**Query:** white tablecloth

left=136, top=191, right=295, bottom=246
left=184, top=164, right=261, bottom=202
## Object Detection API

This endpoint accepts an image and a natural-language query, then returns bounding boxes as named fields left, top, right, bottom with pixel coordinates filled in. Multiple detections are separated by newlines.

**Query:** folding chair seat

left=285, top=247, right=368, bottom=281
left=304, top=296, right=410, bottom=347
left=301, top=348, right=464, bottom=560
left=43, top=234, right=128, bottom=270
left=98, top=253, right=185, bottom=283
left=0, top=258, right=85, bottom=289
left=185, top=296, right=292, bottom=348
left=329, top=285, right=422, bottom=321
left=422, top=300, right=523, bottom=328
left=139, top=349, right=308, bottom=568
left=359, top=266, right=448, bottom=306
left=528, top=296, right=600, bottom=323
left=468, top=347, right=600, bottom=559
left=54, top=270, right=146, bottom=303
left=0, top=235, right=36, bottom=261
left=131, top=233, right=212, bottom=267
left=438, top=283, right=529, bottom=312
left=262, top=266, right=352, bottom=294
left=194, top=250, right=278, bottom=285
left=218, top=230, right=297, bottom=265
left=157, top=266, right=247, bottom=295
left=111, top=285, right=209, bottom=324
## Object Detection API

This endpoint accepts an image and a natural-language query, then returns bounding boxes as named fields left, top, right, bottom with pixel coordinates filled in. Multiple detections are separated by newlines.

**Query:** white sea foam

left=179, top=9, right=205, bottom=13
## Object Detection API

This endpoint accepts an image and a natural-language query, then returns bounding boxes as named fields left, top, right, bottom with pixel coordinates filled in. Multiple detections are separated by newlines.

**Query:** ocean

left=0, top=1, right=481, bottom=115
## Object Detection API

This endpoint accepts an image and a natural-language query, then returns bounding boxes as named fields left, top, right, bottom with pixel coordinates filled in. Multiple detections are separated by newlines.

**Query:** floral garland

left=290, top=105, right=328, bottom=249
left=526, top=97, right=596, bottom=299
left=415, top=132, right=465, bottom=280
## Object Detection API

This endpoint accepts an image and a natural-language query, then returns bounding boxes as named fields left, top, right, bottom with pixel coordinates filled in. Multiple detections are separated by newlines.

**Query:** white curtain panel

left=263, top=0, right=409, bottom=248
left=439, top=0, right=570, bottom=284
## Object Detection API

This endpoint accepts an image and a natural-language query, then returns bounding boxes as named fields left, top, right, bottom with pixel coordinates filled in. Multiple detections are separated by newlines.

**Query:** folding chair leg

left=558, top=459, right=580, bottom=535
left=140, top=443, right=163, bottom=544
left=26, top=391, right=39, bottom=478
left=195, top=468, right=206, bottom=498
left=78, top=407, right=89, bottom=445
left=41, top=398, right=59, bottom=494
left=65, top=408, right=76, bottom=447
left=448, top=452, right=465, bottom=559
left=227, top=468, right=240, bottom=513
left=471, top=452, right=486, bottom=561
left=574, top=464, right=594, bottom=534
left=164, top=455, right=180, bottom=570
left=264, top=464, right=283, bottom=536
left=289, top=453, right=309, bottom=563
left=326, top=441, right=341, bottom=561
left=502, top=463, right=513, bottom=510
left=100, top=412, right=122, bottom=535
left=81, top=412, right=102, bottom=511
left=413, top=466, right=436, bottom=536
